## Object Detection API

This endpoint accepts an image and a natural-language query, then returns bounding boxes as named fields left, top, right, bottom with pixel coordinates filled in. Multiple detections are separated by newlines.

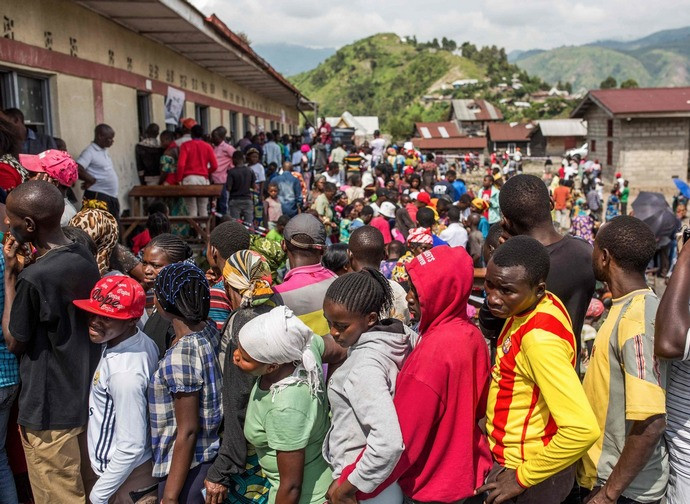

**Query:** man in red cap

left=74, top=275, right=159, bottom=504
left=19, top=149, right=79, bottom=225
left=177, top=118, right=197, bottom=146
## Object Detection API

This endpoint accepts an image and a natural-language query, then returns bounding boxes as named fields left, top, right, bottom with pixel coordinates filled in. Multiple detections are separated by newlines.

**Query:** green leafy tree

left=620, top=78, right=639, bottom=89
left=600, top=76, right=617, bottom=89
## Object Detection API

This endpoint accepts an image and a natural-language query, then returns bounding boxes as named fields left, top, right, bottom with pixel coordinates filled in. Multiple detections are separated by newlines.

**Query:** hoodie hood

left=406, top=246, right=473, bottom=335
left=351, top=319, right=414, bottom=368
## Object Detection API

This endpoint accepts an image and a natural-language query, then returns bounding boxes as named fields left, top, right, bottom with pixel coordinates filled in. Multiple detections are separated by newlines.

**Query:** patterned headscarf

left=153, top=262, right=210, bottom=324
left=0, top=155, right=30, bottom=187
left=407, top=227, right=433, bottom=246
left=223, top=250, right=274, bottom=308
left=69, top=208, right=119, bottom=275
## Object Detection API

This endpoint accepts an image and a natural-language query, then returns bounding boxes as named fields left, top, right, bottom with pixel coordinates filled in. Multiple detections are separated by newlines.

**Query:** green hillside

left=514, top=27, right=690, bottom=89
left=291, top=34, right=485, bottom=138
left=291, top=33, right=561, bottom=138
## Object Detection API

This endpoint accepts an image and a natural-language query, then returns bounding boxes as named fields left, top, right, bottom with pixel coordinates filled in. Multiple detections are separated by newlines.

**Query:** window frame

left=0, top=68, right=53, bottom=135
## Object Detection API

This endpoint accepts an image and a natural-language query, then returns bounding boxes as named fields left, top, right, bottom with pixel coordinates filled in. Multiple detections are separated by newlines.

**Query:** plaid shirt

left=0, top=253, right=19, bottom=388
left=148, top=321, right=222, bottom=478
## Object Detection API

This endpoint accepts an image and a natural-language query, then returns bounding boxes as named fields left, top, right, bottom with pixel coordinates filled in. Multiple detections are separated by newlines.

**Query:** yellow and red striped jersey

left=486, top=292, right=599, bottom=487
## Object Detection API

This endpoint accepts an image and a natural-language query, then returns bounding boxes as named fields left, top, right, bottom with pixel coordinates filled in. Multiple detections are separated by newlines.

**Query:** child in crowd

left=149, top=262, right=222, bottom=504
left=234, top=306, right=333, bottom=504
left=132, top=211, right=171, bottom=255
left=470, top=198, right=490, bottom=238
left=74, top=276, right=159, bottom=504
left=322, top=268, right=414, bottom=504
left=439, top=206, right=468, bottom=248
left=467, top=214, right=485, bottom=267
left=350, top=205, right=373, bottom=233
left=322, top=243, right=351, bottom=276
left=339, top=205, right=356, bottom=244
left=266, top=214, right=290, bottom=243
left=380, top=240, right=405, bottom=279
left=606, top=185, right=621, bottom=222
left=264, top=182, right=283, bottom=230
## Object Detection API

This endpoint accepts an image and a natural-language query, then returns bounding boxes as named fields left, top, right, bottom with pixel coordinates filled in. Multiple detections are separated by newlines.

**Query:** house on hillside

left=571, top=87, right=690, bottom=190
left=325, top=111, right=380, bottom=144
left=448, top=99, right=503, bottom=135
left=529, top=119, right=588, bottom=157
left=486, top=123, right=533, bottom=155
left=0, top=0, right=307, bottom=209
left=411, top=121, right=487, bottom=155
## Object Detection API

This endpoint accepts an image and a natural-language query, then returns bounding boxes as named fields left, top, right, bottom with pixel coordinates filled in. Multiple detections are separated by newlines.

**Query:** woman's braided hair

left=146, top=233, right=192, bottom=263
left=325, top=267, right=393, bottom=316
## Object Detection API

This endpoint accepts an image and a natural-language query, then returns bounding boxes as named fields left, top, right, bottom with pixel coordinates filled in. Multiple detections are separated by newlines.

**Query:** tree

left=600, top=76, right=617, bottom=89
left=236, top=31, right=251, bottom=45
left=620, top=78, right=639, bottom=89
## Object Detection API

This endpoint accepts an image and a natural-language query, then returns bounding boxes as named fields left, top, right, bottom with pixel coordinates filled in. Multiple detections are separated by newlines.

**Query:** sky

left=190, top=0, right=690, bottom=52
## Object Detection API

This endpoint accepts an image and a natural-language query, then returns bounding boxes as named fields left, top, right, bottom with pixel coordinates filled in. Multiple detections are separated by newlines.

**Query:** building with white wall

left=0, top=0, right=309, bottom=207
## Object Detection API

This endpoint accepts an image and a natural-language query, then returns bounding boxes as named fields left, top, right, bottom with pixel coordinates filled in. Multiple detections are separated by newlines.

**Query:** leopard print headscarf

left=69, top=208, right=119, bottom=276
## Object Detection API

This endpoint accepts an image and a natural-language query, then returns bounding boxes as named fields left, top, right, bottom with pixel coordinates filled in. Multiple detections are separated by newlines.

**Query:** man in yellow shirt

left=479, top=236, right=599, bottom=503
left=578, top=216, right=668, bottom=504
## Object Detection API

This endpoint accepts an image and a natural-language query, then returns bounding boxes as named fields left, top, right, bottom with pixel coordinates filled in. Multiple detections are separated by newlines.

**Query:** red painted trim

left=92, top=80, right=104, bottom=124
left=0, top=37, right=296, bottom=124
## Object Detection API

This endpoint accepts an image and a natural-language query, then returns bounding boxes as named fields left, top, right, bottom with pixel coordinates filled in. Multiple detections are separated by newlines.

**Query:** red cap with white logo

left=73, top=275, right=145, bottom=320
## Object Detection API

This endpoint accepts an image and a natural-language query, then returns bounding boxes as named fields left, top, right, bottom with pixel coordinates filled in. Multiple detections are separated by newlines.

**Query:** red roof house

left=571, top=87, right=690, bottom=191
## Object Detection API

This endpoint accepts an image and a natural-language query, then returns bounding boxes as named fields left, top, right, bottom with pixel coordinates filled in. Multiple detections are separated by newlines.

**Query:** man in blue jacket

left=271, top=161, right=303, bottom=217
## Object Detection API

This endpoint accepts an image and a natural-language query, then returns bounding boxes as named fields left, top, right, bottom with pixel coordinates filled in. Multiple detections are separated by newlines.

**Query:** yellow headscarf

left=222, top=250, right=274, bottom=308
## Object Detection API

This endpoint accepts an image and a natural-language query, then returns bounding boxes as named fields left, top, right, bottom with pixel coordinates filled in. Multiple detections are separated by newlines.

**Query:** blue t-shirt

left=432, top=235, right=448, bottom=248
left=452, top=180, right=467, bottom=200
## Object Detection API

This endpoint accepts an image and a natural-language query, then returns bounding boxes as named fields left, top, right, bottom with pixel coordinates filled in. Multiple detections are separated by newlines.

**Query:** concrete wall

left=584, top=105, right=690, bottom=192
left=618, top=118, right=690, bottom=192
left=102, top=83, right=140, bottom=204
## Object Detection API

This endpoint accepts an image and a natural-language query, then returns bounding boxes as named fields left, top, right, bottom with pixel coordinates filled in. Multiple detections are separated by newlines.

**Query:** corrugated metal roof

left=535, top=119, right=587, bottom=137
left=450, top=99, right=503, bottom=121
left=487, top=123, right=533, bottom=142
left=571, top=87, right=690, bottom=118
left=75, top=0, right=304, bottom=107
left=326, top=112, right=379, bottom=135
left=414, top=121, right=462, bottom=138
left=412, top=137, right=487, bottom=150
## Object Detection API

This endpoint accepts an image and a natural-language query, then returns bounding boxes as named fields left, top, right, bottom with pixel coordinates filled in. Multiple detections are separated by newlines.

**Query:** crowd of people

left=0, top=107, right=687, bottom=504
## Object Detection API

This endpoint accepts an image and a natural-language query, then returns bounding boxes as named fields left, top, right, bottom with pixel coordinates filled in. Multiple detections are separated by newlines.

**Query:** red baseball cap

left=19, top=149, right=78, bottom=187
left=73, top=275, right=145, bottom=320
left=403, top=167, right=415, bottom=175
left=417, top=192, right=431, bottom=205
left=181, top=117, right=197, bottom=129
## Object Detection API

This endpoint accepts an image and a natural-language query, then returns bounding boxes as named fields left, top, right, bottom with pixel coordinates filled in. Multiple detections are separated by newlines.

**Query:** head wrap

left=69, top=208, right=119, bottom=275
left=407, top=227, right=433, bottom=246
left=239, top=306, right=321, bottom=398
left=471, top=198, right=489, bottom=213
left=153, top=262, right=210, bottom=323
left=223, top=250, right=274, bottom=308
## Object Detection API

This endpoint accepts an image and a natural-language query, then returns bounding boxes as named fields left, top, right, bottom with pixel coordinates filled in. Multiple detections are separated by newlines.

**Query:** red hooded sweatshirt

left=341, top=246, right=492, bottom=502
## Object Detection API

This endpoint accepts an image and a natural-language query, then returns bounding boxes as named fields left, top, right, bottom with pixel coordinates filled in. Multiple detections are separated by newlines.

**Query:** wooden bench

left=122, top=184, right=224, bottom=244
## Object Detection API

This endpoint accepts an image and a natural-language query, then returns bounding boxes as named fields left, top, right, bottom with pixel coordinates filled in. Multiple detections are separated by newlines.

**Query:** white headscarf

left=239, top=306, right=322, bottom=398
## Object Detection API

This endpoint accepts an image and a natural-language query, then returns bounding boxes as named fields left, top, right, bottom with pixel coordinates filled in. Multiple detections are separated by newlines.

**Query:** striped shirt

left=578, top=289, right=668, bottom=502
left=272, top=264, right=337, bottom=337
left=209, top=280, right=232, bottom=333
left=0, top=252, right=19, bottom=388
left=148, top=322, right=222, bottom=478
left=486, top=293, right=599, bottom=488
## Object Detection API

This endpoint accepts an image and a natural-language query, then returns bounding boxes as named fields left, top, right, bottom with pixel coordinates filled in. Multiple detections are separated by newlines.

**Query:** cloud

left=189, top=0, right=690, bottom=51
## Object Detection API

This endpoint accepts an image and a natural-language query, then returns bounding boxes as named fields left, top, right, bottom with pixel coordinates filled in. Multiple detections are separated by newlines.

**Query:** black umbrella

left=631, top=191, right=680, bottom=244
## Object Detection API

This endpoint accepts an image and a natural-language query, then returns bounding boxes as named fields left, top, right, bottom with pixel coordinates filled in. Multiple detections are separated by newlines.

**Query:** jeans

left=217, top=185, right=228, bottom=215
left=0, top=384, right=19, bottom=504
left=228, top=198, right=254, bottom=224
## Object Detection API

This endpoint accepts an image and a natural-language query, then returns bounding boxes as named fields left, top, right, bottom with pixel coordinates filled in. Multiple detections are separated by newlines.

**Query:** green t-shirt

left=266, top=229, right=283, bottom=242
left=620, top=186, right=629, bottom=203
left=244, top=336, right=332, bottom=504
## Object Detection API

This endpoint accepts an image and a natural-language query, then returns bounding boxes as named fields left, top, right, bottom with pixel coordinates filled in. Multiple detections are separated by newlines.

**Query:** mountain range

left=253, top=43, right=336, bottom=77
left=509, top=26, right=690, bottom=89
